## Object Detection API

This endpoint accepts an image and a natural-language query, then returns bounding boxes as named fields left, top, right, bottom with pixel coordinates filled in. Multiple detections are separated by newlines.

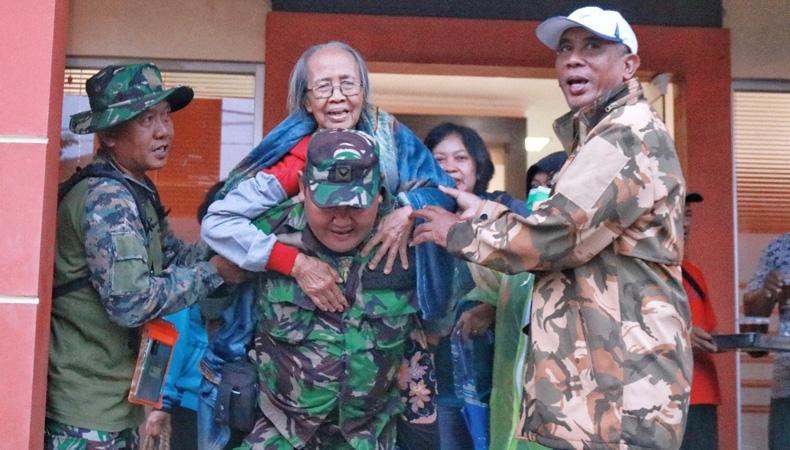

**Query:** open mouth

left=327, top=108, right=350, bottom=122
left=566, top=76, right=589, bottom=95
left=152, top=144, right=168, bottom=157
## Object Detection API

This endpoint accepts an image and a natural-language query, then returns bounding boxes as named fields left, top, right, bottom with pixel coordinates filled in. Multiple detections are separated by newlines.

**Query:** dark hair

left=525, top=165, right=547, bottom=191
left=525, top=151, right=567, bottom=192
left=197, top=180, right=227, bottom=223
left=424, top=123, right=494, bottom=195
left=286, top=41, right=370, bottom=114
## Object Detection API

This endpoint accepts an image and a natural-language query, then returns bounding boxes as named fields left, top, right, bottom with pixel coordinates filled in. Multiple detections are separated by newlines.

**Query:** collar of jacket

left=552, top=77, right=644, bottom=153
left=94, top=149, right=158, bottom=195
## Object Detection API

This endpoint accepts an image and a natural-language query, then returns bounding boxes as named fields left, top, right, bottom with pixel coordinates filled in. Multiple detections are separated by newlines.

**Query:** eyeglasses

left=307, top=80, right=363, bottom=99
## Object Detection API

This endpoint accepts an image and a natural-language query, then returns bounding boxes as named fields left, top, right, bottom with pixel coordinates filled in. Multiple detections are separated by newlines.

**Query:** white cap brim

left=536, top=15, right=626, bottom=51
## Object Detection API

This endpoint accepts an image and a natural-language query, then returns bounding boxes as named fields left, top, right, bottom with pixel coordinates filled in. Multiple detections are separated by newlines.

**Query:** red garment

left=683, top=259, right=722, bottom=405
left=260, top=136, right=310, bottom=275
left=262, top=136, right=310, bottom=197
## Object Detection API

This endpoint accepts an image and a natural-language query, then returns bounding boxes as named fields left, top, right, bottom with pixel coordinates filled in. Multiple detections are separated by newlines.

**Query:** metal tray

left=713, top=333, right=790, bottom=352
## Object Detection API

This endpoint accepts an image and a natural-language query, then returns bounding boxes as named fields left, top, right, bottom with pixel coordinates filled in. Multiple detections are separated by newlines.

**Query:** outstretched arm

left=415, top=131, right=683, bottom=274
left=83, top=179, right=223, bottom=328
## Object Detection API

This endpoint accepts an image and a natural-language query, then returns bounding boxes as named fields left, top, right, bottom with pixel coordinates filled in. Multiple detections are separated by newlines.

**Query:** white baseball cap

left=536, top=6, right=638, bottom=54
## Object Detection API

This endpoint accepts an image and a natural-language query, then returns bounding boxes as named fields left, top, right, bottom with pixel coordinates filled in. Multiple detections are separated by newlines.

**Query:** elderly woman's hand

left=361, top=205, right=414, bottom=274
left=291, top=253, right=348, bottom=312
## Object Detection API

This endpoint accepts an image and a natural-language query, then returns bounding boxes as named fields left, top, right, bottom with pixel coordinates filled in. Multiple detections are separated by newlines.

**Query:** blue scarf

left=223, top=106, right=400, bottom=198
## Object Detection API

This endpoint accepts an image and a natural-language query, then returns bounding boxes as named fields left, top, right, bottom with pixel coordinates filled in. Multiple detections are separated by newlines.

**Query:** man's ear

left=297, top=171, right=306, bottom=202
left=623, top=53, right=641, bottom=81
left=98, top=130, right=116, bottom=149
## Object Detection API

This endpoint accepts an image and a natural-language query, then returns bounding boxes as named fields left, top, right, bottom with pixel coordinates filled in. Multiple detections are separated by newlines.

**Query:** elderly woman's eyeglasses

left=307, top=80, right=363, bottom=99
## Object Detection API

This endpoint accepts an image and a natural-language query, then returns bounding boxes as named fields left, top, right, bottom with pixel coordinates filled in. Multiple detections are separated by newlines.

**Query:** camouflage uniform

left=238, top=130, right=418, bottom=450
left=44, top=419, right=138, bottom=450
left=47, top=151, right=223, bottom=444
left=446, top=79, right=692, bottom=449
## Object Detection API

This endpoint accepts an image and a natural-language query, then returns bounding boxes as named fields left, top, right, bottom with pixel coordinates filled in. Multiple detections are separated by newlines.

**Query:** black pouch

left=214, top=360, right=258, bottom=433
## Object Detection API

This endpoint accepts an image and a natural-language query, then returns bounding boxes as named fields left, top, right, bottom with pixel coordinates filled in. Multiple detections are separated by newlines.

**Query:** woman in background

left=424, top=123, right=529, bottom=450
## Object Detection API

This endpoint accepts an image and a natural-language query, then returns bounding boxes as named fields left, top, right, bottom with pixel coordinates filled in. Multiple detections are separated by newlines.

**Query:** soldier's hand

left=410, top=206, right=461, bottom=248
left=144, top=409, right=169, bottom=438
left=361, top=205, right=413, bottom=274
left=690, top=326, right=718, bottom=353
left=209, top=255, right=249, bottom=285
left=439, top=185, right=484, bottom=220
left=292, top=253, right=348, bottom=312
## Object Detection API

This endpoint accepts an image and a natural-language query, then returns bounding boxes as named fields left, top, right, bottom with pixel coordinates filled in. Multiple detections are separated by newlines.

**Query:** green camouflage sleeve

left=83, top=178, right=223, bottom=328
left=447, top=121, right=683, bottom=274
left=251, top=197, right=304, bottom=235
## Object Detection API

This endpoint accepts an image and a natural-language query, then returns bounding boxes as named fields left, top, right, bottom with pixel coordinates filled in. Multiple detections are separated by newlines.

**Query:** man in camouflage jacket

left=237, top=129, right=418, bottom=450
left=47, top=63, right=240, bottom=449
left=413, top=7, right=691, bottom=450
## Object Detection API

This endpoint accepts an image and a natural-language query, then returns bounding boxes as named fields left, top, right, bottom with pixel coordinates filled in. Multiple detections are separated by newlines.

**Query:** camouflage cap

left=305, top=129, right=380, bottom=208
left=69, top=63, right=193, bottom=134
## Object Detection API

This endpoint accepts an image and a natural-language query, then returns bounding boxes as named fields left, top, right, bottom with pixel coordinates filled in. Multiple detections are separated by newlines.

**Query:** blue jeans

left=437, top=405, right=473, bottom=450
left=197, top=378, right=230, bottom=450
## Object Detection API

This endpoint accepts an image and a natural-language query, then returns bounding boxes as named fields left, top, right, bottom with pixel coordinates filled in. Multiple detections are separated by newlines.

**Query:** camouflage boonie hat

left=305, top=129, right=380, bottom=208
left=69, top=63, right=193, bottom=134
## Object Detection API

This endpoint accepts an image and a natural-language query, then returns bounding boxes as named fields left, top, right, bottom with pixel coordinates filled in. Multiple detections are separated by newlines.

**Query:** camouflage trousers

left=44, top=418, right=139, bottom=450
left=235, top=413, right=397, bottom=450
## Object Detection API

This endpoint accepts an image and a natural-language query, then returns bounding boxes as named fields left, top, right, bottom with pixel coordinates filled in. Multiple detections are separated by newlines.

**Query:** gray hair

left=286, top=41, right=370, bottom=115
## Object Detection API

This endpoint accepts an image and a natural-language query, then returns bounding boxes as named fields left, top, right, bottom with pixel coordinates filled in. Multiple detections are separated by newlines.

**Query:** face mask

left=526, top=186, right=551, bottom=212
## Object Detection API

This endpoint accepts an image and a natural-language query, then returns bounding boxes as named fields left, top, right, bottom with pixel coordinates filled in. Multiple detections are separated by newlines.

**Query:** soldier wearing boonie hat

left=304, top=128, right=380, bottom=209
left=46, top=63, right=239, bottom=449
left=69, top=63, right=193, bottom=134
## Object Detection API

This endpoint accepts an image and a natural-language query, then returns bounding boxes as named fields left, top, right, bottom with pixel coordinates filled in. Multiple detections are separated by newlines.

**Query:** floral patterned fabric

left=398, top=327, right=437, bottom=424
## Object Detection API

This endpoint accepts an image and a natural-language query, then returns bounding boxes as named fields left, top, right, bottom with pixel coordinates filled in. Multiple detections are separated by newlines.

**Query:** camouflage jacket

left=54, top=151, right=223, bottom=325
left=50, top=151, right=223, bottom=430
left=250, top=198, right=417, bottom=449
left=447, top=79, right=692, bottom=450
